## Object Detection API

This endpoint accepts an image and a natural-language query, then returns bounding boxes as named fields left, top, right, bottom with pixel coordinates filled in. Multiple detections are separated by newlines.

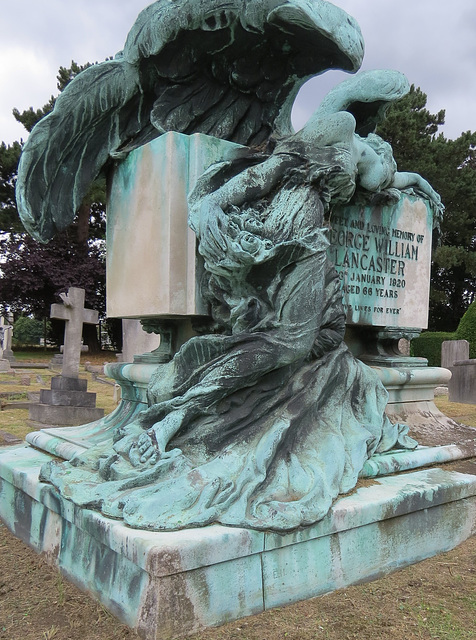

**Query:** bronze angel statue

left=17, top=0, right=442, bottom=532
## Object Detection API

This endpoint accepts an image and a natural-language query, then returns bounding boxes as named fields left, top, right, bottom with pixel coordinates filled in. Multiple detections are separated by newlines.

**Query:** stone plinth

left=29, top=376, right=104, bottom=427
left=1, top=444, right=476, bottom=640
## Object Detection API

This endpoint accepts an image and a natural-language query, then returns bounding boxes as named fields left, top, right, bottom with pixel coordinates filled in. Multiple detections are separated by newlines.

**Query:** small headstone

left=441, top=340, right=469, bottom=369
left=50, top=353, right=63, bottom=368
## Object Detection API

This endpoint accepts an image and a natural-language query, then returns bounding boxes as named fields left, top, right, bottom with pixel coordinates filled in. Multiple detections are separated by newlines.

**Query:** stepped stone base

left=29, top=376, right=104, bottom=427
left=1, top=444, right=475, bottom=640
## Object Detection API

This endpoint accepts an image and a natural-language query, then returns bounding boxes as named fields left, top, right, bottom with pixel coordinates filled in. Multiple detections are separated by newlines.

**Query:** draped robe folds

left=43, top=151, right=417, bottom=533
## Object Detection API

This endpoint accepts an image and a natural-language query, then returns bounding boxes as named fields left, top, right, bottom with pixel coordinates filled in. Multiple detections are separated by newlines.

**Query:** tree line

left=1, top=66, right=475, bottom=346
left=0, top=63, right=119, bottom=351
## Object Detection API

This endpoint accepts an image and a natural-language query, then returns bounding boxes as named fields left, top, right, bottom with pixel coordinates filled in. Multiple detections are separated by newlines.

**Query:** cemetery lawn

left=1, top=359, right=476, bottom=640
left=0, top=351, right=118, bottom=440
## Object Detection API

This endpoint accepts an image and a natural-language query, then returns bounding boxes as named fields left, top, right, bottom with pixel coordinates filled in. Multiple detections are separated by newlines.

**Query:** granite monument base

left=1, top=443, right=476, bottom=640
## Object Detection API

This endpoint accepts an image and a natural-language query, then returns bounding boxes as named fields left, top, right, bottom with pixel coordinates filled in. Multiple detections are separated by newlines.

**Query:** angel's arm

left=390, top=171, right=442, bottom=208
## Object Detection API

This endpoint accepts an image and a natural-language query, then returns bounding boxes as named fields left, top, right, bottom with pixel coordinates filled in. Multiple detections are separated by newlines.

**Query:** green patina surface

left=14, top=0, right=444, bottom=535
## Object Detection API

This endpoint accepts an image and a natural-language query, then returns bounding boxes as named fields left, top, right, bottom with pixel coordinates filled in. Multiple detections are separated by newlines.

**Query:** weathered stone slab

left=329, top=195, right=433, bottom=329
left=1, top=444, right=475, bottom=639
left=106, top=132, right=243, bottom=319
left=50, top=376, right=88, bottom=392
left=0, top=431, right=22, bottom=446
left=442, top=339, right=469, bottom=369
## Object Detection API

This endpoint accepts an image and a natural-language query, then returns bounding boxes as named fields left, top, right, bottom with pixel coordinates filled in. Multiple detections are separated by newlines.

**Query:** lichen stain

left=146, top=546, right=184, bottom=577
left=137, top=571, right=200, bottom=640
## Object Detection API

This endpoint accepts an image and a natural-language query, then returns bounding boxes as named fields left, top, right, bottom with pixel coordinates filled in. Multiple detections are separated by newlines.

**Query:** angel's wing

left=16, top=0, right=365, bottom=242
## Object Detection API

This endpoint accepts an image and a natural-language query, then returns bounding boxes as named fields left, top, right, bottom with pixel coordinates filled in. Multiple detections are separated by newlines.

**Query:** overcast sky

left=1, top=0, right=475, bottom=145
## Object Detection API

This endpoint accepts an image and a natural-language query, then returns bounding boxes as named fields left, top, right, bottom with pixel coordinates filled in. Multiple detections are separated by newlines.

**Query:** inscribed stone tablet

left=328, top=195, right=433, bottom=329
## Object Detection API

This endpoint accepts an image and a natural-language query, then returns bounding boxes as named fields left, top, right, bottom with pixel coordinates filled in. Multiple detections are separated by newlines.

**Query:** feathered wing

left=16, top=0, right=366, bottom=242
left=124, top=0, right=364, bottom=144
left=16, top=59, right=153, bottom=242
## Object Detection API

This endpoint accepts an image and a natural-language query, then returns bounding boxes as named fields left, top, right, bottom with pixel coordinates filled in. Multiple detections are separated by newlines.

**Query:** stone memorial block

left=441, top=340, right=469, bottom=369
left=329, top=195, right=433, bottom=330
left=106, top=132, right=242, bottom=319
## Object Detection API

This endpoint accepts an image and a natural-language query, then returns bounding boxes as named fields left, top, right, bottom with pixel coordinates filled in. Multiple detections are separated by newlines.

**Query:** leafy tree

left=378, top=86, right=476, bottom=331
left=12, top=316, right=49, bottom=346
left=0, top=233, right=105, bottom=317
left=0, top=61, right=115, bottom=352
left=0, top=141, right=23, bottom=233
left=455, top=300, right=476, bottom=358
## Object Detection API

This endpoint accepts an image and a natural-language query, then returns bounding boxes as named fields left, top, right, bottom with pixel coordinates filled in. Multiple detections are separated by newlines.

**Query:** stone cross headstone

left=30, top=289, right=104, bottom=426
left=50, top=287, right=98, bottom=378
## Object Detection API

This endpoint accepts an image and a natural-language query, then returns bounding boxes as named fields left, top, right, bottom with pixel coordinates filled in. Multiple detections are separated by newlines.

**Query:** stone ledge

left=39, top=389, right=98, bottom=407
left=1, top=444, right=476, bottom=639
